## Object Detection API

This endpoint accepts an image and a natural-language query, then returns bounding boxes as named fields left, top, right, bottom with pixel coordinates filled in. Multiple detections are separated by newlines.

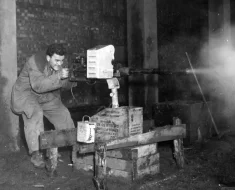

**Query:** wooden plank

left=107, top=164, right=160, bottom=181
left=106, top=148, right=133, bottom=160
left=40, top=124, right=185, bottom=150
left=40, top=128, right=77, bottom=149
left=106, top=143, right=157, bottom=160
left=131, top=143, right=157, bottom=159
left=79, top=124, right=186, bottom=153
left=106, top=157, right=133, bottom=171
left=105, top=152, right=159, bottom=172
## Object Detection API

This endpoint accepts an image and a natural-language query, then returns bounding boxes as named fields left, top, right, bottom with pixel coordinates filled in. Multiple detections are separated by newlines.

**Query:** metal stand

left=106, top=78, right=120, bottom=108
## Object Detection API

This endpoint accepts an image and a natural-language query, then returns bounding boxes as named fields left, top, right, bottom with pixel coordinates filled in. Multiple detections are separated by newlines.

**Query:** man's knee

left=28, top=109, right=43, bottom=123
left=50, top=109, right=74, bottom=130
left=23, top=107, right=44, bottom=130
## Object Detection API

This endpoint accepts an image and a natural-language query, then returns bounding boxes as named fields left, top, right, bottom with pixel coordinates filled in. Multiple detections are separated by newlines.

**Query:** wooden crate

left=72, top=151, right=94, bottom=171
left=106, top=145, right=160, bottom=180
left=72, top=143, right=160, bottom=181
left=91, top=106, right=143, bottom=141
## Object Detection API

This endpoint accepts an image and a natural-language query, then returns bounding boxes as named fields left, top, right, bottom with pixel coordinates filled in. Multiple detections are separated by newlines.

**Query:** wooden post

left=127, top=0, right=158, bottom=118
left=173, top=139, right=184, bottom=169
left=173, top=118, right=185, bottom=169
left=45, top=148, right=58, bottom=177
left=93, top=143, right=107, bottom=190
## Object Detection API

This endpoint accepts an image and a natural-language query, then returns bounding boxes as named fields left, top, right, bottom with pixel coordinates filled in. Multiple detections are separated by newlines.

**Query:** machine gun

left=69, top=50, right=190, bottom=83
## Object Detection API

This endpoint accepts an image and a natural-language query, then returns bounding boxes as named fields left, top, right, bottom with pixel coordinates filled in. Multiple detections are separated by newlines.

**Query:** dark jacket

left=11, top=51, right=73, bottom=118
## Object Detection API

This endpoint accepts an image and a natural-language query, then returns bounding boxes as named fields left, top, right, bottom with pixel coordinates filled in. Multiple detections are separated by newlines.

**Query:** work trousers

left=22, top=97, right=75, bottom=154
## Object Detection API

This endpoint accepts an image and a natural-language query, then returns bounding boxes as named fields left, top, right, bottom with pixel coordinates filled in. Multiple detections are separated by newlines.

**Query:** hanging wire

left=70, top=86, right=80, bottom=106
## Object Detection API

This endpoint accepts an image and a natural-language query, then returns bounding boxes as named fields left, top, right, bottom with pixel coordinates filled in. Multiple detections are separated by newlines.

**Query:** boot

left=31, top=151, right=45, bottom=168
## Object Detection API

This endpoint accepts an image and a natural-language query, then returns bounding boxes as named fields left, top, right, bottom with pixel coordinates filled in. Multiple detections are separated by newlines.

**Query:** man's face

left=47, top=53, right=65, bottom=71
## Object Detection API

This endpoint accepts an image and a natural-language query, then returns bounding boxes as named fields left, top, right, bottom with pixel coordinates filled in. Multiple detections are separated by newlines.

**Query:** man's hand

left=59, top=68, right=69, bottom=79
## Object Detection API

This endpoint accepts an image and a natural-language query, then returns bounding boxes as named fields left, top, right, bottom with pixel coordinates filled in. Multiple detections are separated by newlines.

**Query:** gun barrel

left=130, top=68, right=188, bottom=75
left=118, top=67, right=190, bottom=76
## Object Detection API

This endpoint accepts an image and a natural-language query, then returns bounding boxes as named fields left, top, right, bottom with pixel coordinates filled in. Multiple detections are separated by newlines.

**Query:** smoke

left=199, top=27, right=235, bottom=119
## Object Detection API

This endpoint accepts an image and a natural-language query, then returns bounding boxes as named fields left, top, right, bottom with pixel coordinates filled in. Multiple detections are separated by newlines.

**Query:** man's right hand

left=59, top=68, right=69, bottom=79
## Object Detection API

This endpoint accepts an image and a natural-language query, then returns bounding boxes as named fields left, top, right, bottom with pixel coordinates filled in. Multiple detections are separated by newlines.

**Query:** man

left=11, top=43, right=76, bottom=168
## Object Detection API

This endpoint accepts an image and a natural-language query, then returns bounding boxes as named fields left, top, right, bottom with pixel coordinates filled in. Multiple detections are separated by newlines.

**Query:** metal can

left=77, top=115, right=96, bottom=143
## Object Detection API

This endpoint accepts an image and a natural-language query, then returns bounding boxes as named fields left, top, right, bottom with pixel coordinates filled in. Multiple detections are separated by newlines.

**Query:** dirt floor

left=1, top=135, right=235, bottom=190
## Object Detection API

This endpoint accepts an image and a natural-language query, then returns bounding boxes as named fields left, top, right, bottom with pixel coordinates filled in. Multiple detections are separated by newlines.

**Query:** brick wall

left=16, top=0, right=126, bottom=72
left=16, top=0, right=127, bottom=109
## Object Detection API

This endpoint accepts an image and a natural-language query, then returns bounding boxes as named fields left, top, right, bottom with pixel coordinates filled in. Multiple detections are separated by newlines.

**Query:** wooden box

left=106, top=143, right=160, bottom=180
left=91, top=106, right=143, bottom=141
left=72, top=143, right=160, bottom=181
left=72, top=152, right=94, bottom=171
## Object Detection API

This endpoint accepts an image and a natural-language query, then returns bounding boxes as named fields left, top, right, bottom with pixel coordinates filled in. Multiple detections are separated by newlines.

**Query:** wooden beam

left=40, top=128, right=77, bottom=149
left=40, top=124, right=186, bottom=151
left=79, top=124, right=186, bottom=154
